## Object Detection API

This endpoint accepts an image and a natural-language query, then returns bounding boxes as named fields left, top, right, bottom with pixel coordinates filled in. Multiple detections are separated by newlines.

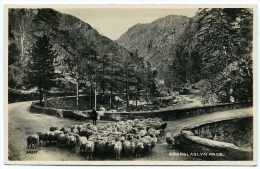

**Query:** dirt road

left=7, top=101, right=253, bottom=161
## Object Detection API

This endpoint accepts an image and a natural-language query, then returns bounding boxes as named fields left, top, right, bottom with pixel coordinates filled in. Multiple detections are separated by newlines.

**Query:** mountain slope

left=8, top=9, right=135, bottom=90
left=116, top=15, right=190, bottom=71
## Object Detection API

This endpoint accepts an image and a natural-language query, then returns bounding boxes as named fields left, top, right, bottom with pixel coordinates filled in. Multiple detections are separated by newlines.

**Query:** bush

left=8, top=89, right=39, bottom=103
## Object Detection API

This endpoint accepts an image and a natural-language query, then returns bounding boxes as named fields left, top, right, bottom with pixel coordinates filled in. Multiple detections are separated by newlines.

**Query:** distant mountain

left=116, top=15, right=190, bottom=71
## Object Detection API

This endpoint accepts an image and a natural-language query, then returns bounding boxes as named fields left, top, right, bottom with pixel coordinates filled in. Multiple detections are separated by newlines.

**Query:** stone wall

left=102, top=102, right=252, bottom=121
left=30, top=101, right=252, bottom=122
left=191, top=117, right=253, bottom=147
left=30, top=102, right=117, bottom=121
left=180, top=116, right=253, bottom=160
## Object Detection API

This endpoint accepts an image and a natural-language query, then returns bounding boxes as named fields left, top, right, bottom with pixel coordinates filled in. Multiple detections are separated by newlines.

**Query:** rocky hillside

left=9, top=8, right=253, bottom=104
left=116, top=15, right=190, bottom=71
left=116, top=9, right=253, bottom=103
left=8, top=9, right=134, bottom=90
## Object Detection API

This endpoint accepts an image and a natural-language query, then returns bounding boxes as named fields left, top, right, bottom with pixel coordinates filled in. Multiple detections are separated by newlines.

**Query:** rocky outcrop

left=116, top=15, right=190, bottom=69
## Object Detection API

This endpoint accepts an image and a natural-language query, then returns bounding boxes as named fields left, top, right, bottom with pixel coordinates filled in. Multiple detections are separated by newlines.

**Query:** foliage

left=197, top=8, right=253, bottom=103
left=8, top=8, right=254, bottom=109
left=8, top=8, right=161, bottom=105
left=25, top=35, right=58, bottom=105
left=173, top=8, right=253, bottom=103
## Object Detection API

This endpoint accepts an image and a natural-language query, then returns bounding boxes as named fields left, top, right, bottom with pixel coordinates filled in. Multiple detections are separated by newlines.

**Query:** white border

left=1, top=1, right=259, bottom=169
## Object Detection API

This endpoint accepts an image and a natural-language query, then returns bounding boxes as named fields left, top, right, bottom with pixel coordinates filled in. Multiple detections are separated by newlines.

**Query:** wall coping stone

left=180, top=116, right=253, bottom=160
left=182, top=114, right=253, bottom=130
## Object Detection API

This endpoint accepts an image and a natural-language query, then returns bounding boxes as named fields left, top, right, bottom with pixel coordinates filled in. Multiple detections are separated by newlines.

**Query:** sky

left=54, top=7, right=198, bottom=40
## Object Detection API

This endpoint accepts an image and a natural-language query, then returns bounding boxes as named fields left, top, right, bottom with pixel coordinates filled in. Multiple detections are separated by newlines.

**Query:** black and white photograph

left=5, top=4, right=257, bottom=165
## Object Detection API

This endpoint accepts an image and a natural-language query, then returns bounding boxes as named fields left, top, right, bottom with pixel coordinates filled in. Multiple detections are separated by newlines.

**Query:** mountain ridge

left=116, top=15, right=190, bottom=68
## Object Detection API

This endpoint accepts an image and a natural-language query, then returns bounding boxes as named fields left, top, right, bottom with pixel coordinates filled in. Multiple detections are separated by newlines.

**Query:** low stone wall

left=102, top=102, right=252, bottom=121
left=30, top=102, right=116, bottom=121
left=30, top=101, right=252, bottom=122
left=180, top=116, right=253, bottom=160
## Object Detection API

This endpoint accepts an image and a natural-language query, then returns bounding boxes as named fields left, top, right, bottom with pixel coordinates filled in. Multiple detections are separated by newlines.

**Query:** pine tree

left=26, top=35, right=57, bottom=106
left=195, top=8, right=253, bottom=103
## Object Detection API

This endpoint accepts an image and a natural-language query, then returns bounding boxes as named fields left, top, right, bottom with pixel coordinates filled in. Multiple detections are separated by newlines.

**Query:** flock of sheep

left=27, top=117, right=181, bottom=160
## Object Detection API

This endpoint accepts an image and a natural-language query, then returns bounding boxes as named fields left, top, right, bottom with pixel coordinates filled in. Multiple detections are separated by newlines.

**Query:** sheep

left=148, top=128, right=156, bottom=136
left=165, top=132, right=175, bottom=148
left=173, top=133, right=181, bottom=148
left=133, top=119, right=140, bottom=124
left=48, top=132, right=55, bottom=145
left=123, top=140, right=135, bottom=159
left=57, top=134, right=66, bottom=148
left=79, top=136, right=88, bottom=153
left=111, top=122, right=117, bottom=127
left=92, top=126, right=98, bottom=132
left=113, top=131, right=122, bottom=136
left=85, top=140, right=95, bottom=160
left=111, top=126, right=117, bottom=132
left=27, top=134, right=39, bottom=148
left=44, top=132, right=50, bottom=146
left=53, top=130, right=64, bottom=142
left=160, top=123, right=168, bottom=133
left=97, top=125, right=106, bottom=130
left=77, top=125, right=83, bottom=134
left=138, top=130, right=147, bottom=137
left=125, top=125, right=133, bottom=133
left=140, top=138, right=152, bottom=156
left=60, top=126, right=70, bottom=134
left=126, top=120, right=134, bottom=125
left=134, top=134, right=141, bottom=139
left=150, top=123, right=166, bottom=132
left=80, top=128, right=93, bottom=139
left=143, top=135, right=152, bottom=141
left=72, top=128, right=79, bottom=134
left=67, top=135, right=77, bottom=152
left=107, top=128, right=113, bottom=133
left=149, top=134, right=158, bottom=142
left=134, top=140, right=144, bottom=157
left=115, top=135, right=125, bottom=142
left=135, top=122, right=146, bottom=128
left=95, top=139, right=106, bottom=159
left=106, top=139, right=116, bottom=159
left=50, top=126, right=60, bottom=132
left=148, top=128, right=160, bottom=138
left=85, top=123, right=92, bottom=127
left=67, top=132, right=81, bottom=146
left=129, top=127, right=138, bottom=134
left=117, top=126, right=126, bottom=132
left=88, top=135, right=97, bottom=141
left=150, top=138, right=157, bottom=150
left=69, top=125, right=78, bottom=132
left=114, top=141, right=123, bottom=160
left=126, top=133, right=134, bottom=141
left=102, top=130, right=110, bottom=136
left=36, top=131, right=46, bottom=145
left=103, top=140, right=114, bottom=159
left=33, top=117, right=163, bottom=159
left=155, top=130, right=161, bottom=137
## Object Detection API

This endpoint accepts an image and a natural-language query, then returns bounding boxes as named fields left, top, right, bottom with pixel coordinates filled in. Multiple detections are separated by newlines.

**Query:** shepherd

left=91, top=107, right=98, bottom=125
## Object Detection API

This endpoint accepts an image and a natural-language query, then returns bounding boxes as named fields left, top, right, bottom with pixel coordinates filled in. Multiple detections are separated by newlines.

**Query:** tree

left=9, top=9, right=35, bottom=61
left=26, top=35, right=57, bottom=106
left=194, top=8, right=253, bottom=103
left=32, top=8, right=60, bottom=37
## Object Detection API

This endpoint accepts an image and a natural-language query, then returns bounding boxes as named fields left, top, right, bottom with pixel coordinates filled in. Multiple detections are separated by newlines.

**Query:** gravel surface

left=8, top=101, right=252, bottom=161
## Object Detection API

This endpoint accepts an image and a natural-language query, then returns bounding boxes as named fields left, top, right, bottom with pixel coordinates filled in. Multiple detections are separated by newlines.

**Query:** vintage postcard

left=4, top=4, right=258, bottom=166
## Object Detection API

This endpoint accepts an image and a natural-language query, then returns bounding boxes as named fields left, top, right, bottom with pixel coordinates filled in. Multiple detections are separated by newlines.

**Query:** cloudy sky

left=54, top=7, right=198, bottom=40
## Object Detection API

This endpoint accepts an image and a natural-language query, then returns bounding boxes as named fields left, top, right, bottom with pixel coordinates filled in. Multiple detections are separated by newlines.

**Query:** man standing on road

left=91, top=107, right=97, bottom=125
